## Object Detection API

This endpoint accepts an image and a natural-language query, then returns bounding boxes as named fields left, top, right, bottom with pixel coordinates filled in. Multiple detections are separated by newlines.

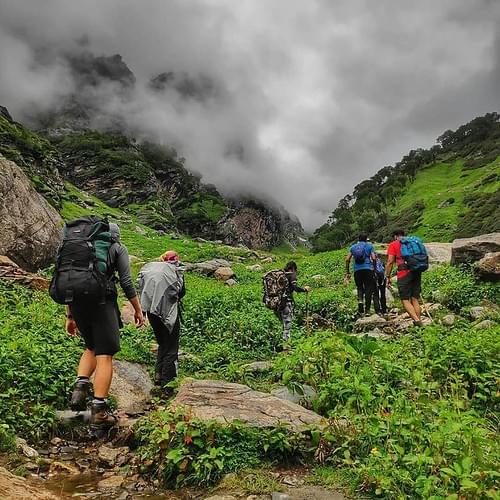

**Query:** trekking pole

left=420, top=299, right=433, bottom=321
left=305, top=291, right=311, bottom=336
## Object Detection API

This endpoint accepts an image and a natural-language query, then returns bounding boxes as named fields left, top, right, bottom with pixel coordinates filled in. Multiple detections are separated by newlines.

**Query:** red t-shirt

left=387, top=240, right=410, bottom=279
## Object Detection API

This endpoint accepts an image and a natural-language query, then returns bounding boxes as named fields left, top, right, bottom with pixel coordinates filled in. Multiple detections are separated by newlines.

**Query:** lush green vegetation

left=1, top=172, right=499, bottom=498
left=0, top=113, right=64, bottom=206
left=312, top=113, right=500, bottom=251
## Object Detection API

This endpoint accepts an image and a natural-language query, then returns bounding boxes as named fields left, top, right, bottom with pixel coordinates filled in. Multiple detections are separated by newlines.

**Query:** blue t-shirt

left=350, top=242, right=375, bottom=272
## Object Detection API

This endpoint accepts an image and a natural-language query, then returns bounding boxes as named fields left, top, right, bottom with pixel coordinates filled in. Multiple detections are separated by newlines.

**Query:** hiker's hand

left=134, top=310, right=145, bottom=328
left=304, top=286, right=311, bottom=293
left=66, top=319, right=77, bottom=337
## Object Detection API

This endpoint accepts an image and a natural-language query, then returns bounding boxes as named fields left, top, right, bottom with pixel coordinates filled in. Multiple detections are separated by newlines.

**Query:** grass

left=387, top=157, right=500, bottom=241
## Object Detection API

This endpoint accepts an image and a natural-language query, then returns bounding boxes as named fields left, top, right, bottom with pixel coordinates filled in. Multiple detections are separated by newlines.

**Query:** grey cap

left=109, top=223, right=120, bottom=241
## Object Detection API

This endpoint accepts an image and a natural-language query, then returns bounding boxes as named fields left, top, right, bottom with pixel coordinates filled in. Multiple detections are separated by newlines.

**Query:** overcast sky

left=0, top=0, right=499, bottom=230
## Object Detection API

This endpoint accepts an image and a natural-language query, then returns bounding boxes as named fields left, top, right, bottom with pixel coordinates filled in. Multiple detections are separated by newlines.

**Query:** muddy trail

left=2, top=359, right=347, bottom=500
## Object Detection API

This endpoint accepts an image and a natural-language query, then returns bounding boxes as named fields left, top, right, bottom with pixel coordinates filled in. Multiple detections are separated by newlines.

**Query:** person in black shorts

left=65, top=223, right=145, bottom=430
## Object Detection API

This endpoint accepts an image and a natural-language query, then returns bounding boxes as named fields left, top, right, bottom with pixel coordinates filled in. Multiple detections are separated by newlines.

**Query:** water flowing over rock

left=171, top=379, right=324, bottom=431
left=451, top=233, right=500, bottom=265
left=0, top=155, right=62, bottom=270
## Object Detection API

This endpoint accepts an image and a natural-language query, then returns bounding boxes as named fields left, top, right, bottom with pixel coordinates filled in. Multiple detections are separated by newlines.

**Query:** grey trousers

left=280, top=301, right=293, bottom=341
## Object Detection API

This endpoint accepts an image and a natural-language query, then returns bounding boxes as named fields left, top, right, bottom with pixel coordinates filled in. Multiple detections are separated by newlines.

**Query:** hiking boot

left=413, top=320, right=424, bottom=328
left=90, top=401, right=117, bottom=430
left=70, top=380, right=92, bottom=411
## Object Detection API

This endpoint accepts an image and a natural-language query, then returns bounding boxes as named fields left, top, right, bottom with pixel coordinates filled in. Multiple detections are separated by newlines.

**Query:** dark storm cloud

left=0, top=0, right=498, bottom=230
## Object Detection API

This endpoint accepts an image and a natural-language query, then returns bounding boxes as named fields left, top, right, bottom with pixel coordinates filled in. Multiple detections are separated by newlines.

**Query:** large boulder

left=425, top=243, right=452, bottom=265
left=0, top=156, right=62, bottom=270
left=474, top=252, right=500, bottom=282
left=451, top=233, right=500, bottom=266
left=171, top=379, right=324, bottom=432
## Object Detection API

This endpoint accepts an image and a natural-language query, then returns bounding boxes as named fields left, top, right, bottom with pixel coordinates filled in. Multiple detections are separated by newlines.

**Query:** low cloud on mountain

left=0, top=0, right=499, bottom=229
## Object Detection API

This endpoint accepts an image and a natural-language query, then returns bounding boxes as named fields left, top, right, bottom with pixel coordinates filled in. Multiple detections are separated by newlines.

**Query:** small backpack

left=49, top=216, right=115, bottom=304
left=351, top=242, right=368, bottom=264
left=262, top=269, right=289, bottom=311
left=375, top=256, right=385, bottom=276
left=400, top=236, right=429, bottom=272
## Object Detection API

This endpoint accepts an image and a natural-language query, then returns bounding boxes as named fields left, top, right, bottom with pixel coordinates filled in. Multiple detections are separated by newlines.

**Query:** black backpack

left=49, top=216, right=115, bottom=304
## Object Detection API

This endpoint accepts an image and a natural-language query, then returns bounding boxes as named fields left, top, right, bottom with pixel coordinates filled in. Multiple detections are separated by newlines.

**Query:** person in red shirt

left=385, top=229, right=423, bottom=326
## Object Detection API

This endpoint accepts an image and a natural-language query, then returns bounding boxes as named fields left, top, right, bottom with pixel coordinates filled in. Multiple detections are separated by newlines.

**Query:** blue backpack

left=375, top=256, right=385, bottom=276
left=352, top=242, right=368, bottom=264
left=400, top=236, right=429, bottom=272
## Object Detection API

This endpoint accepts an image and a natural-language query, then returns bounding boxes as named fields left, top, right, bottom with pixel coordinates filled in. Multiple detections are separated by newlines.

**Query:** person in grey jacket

left=137, top=250, right=185, bottom=397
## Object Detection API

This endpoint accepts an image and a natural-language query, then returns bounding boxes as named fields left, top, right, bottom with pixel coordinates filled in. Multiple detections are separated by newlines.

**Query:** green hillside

left=312, top=112, right=500, bottom=251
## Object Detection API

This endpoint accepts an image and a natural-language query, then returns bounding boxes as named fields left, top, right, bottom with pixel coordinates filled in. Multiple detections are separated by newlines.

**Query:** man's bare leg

left=93, top=355, right=113, bottom=399
left=401, top=299, right=420, bottom=322
left=77, top=349, right=97, bottom=378
left=411, top=298, right=421, bottom=321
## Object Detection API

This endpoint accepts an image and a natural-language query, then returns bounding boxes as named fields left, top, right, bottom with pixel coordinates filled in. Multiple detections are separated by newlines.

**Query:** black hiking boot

left=70, top=380, right=93, bottom=411
left=90, top=401, right=117, bottom=433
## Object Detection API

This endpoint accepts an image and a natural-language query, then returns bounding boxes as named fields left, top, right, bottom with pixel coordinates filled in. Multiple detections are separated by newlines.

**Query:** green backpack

left=49, top=216, right=115, bottom=304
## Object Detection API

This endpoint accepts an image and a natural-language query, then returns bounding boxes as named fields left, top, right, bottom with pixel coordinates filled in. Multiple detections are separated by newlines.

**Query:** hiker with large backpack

left=50, top=217, right=145, bottom=432
left=385, top=229, right=429, bottom=327
left=345, top=234, right=377, bottom=316
left=137, top=250, right=185, bottom=398
left=263, top=261, right=310, bottom=351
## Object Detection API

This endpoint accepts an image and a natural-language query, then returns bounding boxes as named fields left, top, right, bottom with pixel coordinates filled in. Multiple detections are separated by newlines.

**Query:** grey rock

left=224, top=278, right=238, bottom=286
left=243, top=361, right=274, bottom=373
left=474, top=319, right=495, bottom=329
left=469, top=306, right=486, bottom=321
left=246, top=264, right=263, bottom=272
left=451, top=233, right=500, bottom=265
left=98, top=445, right=130, bottom=467
left=110, top=360, right=153, bottom=415
left=135, top=226, right=147, bottom=236
left=171, top=379, right=324, bottom=432
left=15, top=437, right=39, bottom=458
left=425, top=243, right=452, bottom=265
left=271, top=385, right=317, bottom=406
left=351, top=328, right=391, bottom=340
left=441, top=314, right=456, bottom=327
left=272, top=494, right=291, bottom=500
left=0, top=156, right=63, bottom=270
left=184, top=259, right=231, bottom=275
left=353, top=314, right=387, bottom=332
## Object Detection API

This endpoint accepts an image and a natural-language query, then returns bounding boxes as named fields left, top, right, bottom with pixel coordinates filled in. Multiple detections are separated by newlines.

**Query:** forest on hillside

left=311, top=113, right=500, bottom=252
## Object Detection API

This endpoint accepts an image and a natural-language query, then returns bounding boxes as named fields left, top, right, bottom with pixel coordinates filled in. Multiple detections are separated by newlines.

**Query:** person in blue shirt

left=345, top=234, right=377, bottom=316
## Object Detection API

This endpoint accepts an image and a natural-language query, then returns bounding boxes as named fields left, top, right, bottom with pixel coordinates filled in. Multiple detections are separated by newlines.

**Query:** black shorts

left=71, top=298, right=122, bottom=356
left=397, top=272, right=422, bottom=300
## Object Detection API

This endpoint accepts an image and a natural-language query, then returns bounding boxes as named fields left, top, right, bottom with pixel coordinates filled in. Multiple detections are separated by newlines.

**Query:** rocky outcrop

left=451, top=233, right=500, bottom=265
left=0, top=108, right=65, bottom=207
left=216, top=199, right=304, bottom=249
left=184, top=259, right=232, bottom=275
left=425, top=243, right=452, bottom=265
left=474, top=252, right=500, bottom=282
left=171, top=379, right=324, bottom=431
left=0, top=256, right=50, bottom=290
left=0, top=156, right=62, bottom=270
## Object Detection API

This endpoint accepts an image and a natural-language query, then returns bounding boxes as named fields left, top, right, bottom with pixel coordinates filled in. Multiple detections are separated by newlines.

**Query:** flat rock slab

left=110, top=360, right=153, bottom=415
left=171, top=379, right=324, bottom=432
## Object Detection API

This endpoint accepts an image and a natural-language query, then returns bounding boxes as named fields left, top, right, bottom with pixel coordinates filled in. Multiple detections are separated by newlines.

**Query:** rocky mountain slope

left=0, top=103, right=303, bottom=250
left=312, top=112, right=500, bottom=251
